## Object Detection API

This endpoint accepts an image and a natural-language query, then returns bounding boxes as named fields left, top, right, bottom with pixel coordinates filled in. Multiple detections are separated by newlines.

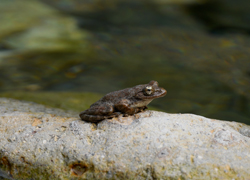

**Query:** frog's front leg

left=115, top=99, right=146, bottom=116
left=79, top=104, right=115, bottom=123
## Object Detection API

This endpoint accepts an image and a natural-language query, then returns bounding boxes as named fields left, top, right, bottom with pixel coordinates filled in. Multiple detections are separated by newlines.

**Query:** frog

left=79, top=80, right=167, bottom=123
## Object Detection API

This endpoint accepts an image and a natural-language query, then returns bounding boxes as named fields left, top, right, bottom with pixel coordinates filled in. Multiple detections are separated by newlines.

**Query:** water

left=0, top=0, right=249, bottom=124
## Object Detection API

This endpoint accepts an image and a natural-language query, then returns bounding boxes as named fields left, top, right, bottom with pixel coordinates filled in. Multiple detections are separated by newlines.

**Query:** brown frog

left=79, top=80, right=167, bottom=123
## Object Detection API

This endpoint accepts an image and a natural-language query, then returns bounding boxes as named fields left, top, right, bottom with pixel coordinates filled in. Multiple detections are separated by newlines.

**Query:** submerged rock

left=0, top=0, right=89, bottom=52
left=0, top=98, right=250, bottom=179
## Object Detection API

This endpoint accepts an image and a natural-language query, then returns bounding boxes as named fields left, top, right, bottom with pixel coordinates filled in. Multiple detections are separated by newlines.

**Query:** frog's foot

left=132, top=106, right=147, bottom=114
left=137, top=106, right=147, bottom=113
left=123, top=114, right=129, bottom=117
left=120, top=108, right=145, bottom=117
left=105, top=112, right=122, bottom=119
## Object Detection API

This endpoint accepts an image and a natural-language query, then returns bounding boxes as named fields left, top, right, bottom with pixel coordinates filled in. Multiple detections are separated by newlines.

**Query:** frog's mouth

left=132, top=88, right=166, bottom=108
left=143, top=88, right=167, bottom=99
left=135, top=87, right=167, bottom=100
left=154, top=88, right=167, bottom=97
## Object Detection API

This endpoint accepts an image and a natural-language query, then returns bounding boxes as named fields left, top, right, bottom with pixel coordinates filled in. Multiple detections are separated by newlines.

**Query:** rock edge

left=0, top=98, right=250, bottom=180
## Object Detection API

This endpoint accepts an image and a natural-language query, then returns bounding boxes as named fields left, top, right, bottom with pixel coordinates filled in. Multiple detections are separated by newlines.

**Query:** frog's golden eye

left=143, top=85, right=155, bottom=96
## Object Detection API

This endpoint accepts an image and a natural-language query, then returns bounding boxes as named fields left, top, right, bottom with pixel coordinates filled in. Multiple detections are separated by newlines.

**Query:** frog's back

left=98, top=85, right=143, bottom=104
left=101, top=88, right=133, bottom=102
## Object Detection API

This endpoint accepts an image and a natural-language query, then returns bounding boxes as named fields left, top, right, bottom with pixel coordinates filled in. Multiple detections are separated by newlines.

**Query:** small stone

left=61, top=126, right=67, bottom=131
left=32, top=118, right=42, bottom=126
left=54, top=136, right=58, bottom=142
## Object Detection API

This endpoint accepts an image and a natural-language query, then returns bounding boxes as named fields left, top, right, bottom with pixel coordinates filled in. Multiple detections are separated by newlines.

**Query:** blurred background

left=0, top=0, right=249, bottom=124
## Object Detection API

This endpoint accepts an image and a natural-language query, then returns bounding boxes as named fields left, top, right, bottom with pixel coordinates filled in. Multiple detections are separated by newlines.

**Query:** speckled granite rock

left=0, top=98, right=250, bottom=179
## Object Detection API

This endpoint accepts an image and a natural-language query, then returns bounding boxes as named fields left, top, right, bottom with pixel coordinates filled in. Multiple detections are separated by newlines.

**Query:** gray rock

left=0, top=98, right=250, bottom=179
left=239, top=126, right=250, bottom=138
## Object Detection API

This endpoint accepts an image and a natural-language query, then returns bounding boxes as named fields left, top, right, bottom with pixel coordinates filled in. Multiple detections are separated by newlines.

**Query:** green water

left=0, top=0, right=249, bottom=124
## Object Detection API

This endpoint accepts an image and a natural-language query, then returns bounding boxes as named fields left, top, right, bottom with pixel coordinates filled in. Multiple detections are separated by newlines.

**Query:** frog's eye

left=143, top=86, right=155, bottom=96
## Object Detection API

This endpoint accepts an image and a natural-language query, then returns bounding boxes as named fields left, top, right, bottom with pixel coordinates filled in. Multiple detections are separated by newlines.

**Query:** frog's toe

left=112, top=112, right=122, bottom=116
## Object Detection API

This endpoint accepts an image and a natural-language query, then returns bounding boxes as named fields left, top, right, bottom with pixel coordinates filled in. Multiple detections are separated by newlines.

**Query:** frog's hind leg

left=79, top=104, right=115, bottom=123
left=79, top=113, right=120, bottom=123
left=79, top=114, right=106, bottom=123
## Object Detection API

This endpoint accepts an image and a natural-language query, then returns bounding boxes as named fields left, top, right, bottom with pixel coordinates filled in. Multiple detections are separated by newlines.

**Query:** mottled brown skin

left=79, top=80, right=167, bottom=123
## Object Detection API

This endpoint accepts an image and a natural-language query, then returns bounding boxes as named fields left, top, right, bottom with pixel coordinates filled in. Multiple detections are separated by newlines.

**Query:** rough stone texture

left=0, top=98, right=250, bottom=179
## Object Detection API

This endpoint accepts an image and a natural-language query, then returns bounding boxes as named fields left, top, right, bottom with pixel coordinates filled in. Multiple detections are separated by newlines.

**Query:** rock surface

left=0, top=97, right=250, bottom=179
